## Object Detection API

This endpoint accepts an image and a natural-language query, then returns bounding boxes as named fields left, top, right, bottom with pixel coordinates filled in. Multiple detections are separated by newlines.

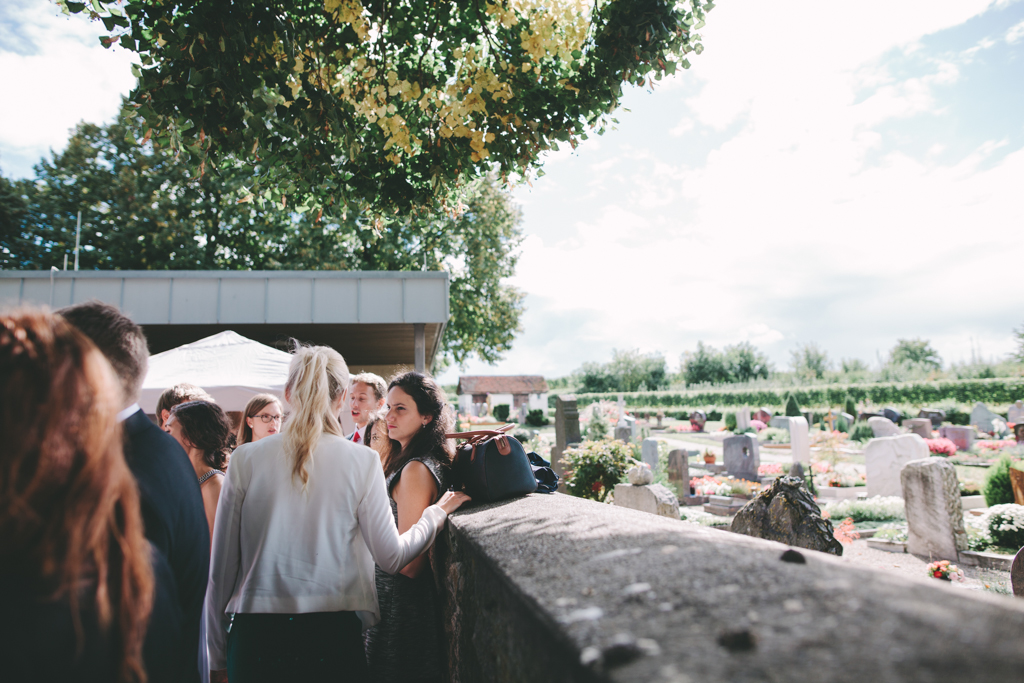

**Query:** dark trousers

left=227, top=612, right=367, bottom=683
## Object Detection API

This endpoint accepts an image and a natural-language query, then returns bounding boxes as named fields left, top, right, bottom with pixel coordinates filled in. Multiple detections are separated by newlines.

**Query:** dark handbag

left=447, top=424, right=538, bottom=503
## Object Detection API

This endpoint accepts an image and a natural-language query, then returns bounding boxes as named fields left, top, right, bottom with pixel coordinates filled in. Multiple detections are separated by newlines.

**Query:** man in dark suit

left=60, top=301, right=209, bottom=683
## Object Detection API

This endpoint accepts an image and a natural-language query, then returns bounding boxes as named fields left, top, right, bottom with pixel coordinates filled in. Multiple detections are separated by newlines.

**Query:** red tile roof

left=457, top=375, right=548, bottom=395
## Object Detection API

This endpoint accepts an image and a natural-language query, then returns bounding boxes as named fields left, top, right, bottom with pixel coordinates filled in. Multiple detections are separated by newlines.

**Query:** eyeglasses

left=252, top=414, right=283, bottom=424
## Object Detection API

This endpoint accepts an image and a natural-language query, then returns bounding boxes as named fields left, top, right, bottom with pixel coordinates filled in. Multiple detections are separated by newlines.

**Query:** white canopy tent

left=140, top=331, right=292, bottom=414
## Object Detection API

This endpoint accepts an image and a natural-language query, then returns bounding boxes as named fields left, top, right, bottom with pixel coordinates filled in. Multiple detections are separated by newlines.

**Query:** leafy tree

left=722, top=342, right=772, bottom=383
left=59, top=0, right=714, bottom=215
left=1013, top=324, right=1024, bottom=364
left=578, top=349, right=668, bottom=393
left=841, top=358, right=869, bottom=373
left=790, top=342, right=829, bottom=380
left=2, top=120, right=524, bottom=367
left=680, top=341, right=729, bottom=386
left=888, top=338, right=942, bottom=370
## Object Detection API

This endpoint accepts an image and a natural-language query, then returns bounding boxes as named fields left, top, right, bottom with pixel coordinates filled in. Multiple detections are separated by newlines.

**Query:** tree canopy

left=0, top=119, right=523, bottom=367
left=58, top=0, right=713, bottom=216
left=888, top=338, right=942, bottom=370
left=577, top=348, right=668, bottom=393
left=680, top=341, right=772, bottom=386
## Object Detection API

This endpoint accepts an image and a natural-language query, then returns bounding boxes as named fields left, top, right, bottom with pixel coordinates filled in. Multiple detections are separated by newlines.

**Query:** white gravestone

left=900, top=458, right=966, bottom=561
left=865, top=434, right=929, bottom=498
left=1008, top=400, right=1024, bottom=425
left=641, top=438, right=660, bottom=473
left=736, top=407, right=751, bottom=431
left=970, top=402, right=1002, bottom=433
left=788, top=416, right=810, bottom=465
left=613, top=483, right=680, bottom=519
left=868, top=416, right=901, bottom=437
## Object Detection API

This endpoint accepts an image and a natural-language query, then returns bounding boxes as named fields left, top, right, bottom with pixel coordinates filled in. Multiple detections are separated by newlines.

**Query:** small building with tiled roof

left=457, top=375, right=548, bottom=418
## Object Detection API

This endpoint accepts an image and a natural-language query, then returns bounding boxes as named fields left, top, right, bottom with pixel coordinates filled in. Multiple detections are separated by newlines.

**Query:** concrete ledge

left=960, top=550, right=1015, bottom=571
left=435, top=492, right=1024, bottom=682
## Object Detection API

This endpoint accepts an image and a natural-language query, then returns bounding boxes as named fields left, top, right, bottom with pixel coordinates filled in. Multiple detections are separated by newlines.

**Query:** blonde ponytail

left=283, top=344, right=349, bottom=488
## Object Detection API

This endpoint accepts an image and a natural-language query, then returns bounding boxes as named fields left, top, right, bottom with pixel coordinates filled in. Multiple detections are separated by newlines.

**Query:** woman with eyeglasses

left=236, top=394, right=284, bottom=446
left=164, top=401, right=234, bottom=538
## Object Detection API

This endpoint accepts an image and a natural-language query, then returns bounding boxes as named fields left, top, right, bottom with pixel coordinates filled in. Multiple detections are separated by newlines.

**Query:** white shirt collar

left=117, top=403, right=142, bottom=423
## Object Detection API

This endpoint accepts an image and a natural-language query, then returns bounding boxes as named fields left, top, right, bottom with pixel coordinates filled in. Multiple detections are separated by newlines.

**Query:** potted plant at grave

left=703, top=449, right=716, bottom=464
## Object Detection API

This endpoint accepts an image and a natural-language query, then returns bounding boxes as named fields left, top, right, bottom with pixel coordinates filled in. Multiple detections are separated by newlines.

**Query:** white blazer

left=204, top=432, right=447, bottom=669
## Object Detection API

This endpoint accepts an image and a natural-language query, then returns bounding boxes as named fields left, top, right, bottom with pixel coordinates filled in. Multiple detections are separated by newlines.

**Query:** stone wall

left=432, top=492, right=1024, bottom=682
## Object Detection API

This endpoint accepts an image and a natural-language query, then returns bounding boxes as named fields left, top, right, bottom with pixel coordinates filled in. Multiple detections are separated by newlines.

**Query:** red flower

left=591, top=481, right=603, bottom=492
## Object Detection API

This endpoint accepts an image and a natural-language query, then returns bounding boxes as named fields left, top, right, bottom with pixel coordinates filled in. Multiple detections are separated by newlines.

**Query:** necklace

left=198, top=469, right=223, bottom=485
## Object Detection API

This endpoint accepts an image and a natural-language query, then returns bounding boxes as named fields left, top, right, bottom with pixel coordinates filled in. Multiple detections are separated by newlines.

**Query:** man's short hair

left=350, top=372, right=387, bottom=402
left=58, top=301, right=149, bottom=404
left=156, top=383, right=215, bottom=427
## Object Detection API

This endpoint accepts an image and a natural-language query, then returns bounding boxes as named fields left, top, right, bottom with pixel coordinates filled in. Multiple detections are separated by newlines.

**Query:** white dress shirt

left=204, top=432, right=447, bottom=669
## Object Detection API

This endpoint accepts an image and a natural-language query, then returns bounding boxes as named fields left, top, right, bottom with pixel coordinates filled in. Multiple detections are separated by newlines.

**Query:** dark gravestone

left=731, top=476, right=844, bottom=556
left=689, top=410, right=706, bottom=432
left=723, top=434, right=760, bottom=482
left=1016, top=423, right=1024, bottom=445
left=881, top=407, right=901, bottom=424
left=753, top=408, right=772, bottom=424
left=667, top=449, right=689, bottom=498
left=789, top=462, right=805, bottom=482
left=1012, top=547, right=1024, bottom=597
left=918, top=409, right=946, bottom=427
left=551, top=396, right=580, bottom=481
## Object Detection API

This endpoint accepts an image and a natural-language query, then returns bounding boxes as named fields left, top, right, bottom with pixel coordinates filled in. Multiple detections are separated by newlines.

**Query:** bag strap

left=445, top=423, right=514, bottom=459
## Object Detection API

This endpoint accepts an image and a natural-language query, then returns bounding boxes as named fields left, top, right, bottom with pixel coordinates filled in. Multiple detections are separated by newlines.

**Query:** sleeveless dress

left=364, top=455, right=447, bottom=683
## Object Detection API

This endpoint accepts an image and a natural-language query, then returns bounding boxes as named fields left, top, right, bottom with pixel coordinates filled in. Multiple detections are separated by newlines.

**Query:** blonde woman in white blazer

left=205, top=344, right=468, bottom=683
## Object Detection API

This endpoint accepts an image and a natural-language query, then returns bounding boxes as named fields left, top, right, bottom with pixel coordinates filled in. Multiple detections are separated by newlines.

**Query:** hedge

left=549, top=378, right=1024, bottom=411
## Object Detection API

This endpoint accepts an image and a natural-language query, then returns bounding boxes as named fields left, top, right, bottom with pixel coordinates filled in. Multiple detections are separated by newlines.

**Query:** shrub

left=984, top=455, right=1017, bottom=507
left=785, top=393, right=801, bottom=417
left=844, top=395, right=857, bottom=418
left=561, top=439, right=638, bottom=503
left=758, top=427, right=790, bottom=444
left=724, top=411, right=737, bottom=431
left=850, top=424, right=874, bottom=442
left=493, top=404, right=510, bottom=421
left=986, top=504, right=1024, bottom=549
left=836, top=416, right=849, bottom=433
left=707, top=409, right=723, bottom=421
left=822, top=496, right=905, bottom=523
left=525, top=409, right=549, bottom=427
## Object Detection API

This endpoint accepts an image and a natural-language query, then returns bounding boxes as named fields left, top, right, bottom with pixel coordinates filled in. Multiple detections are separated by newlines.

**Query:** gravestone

left=838, top=411, right=855, bottom=426
left=858, top=411, right=883, bottom=422
left=613, top=483, right=680, bottom=519
left=616, top=395, right=627, bottom=427
left=641, top=438, right=660, bottom=473
left=900, top=458, right=966, bottom=562
left=666, top=449, right=689, bottom=493
left=789, top=462, right=805, bottom=481
left=689, top=410, right=707, bottom=432
left=770, top=415, right=790, bottom=430
left=918, top=409, right=946, bottom=427
left=753, top=408, right=772, bottom=424
left=868, top=416, right=901, bottom=438
left=1016, top=423, right=1024, bottom=444
left=737, top=407, right=751, bottom=431
left=904, top=418, right=932, bottom=439
left=971, top=402, right=1002, bottom=433
left=865, top=434, right=929, bottom=498
left=789, top=416, right=810, bottom=465
left=939, top=425, right=975, bottom=452
left=614, top=425, right=632, bottom=444
left=655, top=412, right=663, bottom=429
left=723, top=434, right=760, bottom=482
left=551, top=395, right=581, bottom=480
left=1008, top=400, right=1024, bottom=425
left=881, top=407, right=901, bottom=424
left=730, top=476, right=843, bottom=556
left=517, top=403, right=529, bottom=424
left=1012, top=547, right=1024, bottom=597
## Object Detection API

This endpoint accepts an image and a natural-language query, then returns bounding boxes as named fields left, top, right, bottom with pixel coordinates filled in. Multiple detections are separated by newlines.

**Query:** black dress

left=364, top=455, right=447, bottom=683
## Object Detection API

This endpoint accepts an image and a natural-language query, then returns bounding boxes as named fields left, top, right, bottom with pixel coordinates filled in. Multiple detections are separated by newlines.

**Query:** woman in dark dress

left=0, top=310, right=178, bottom=683
left=365, top=372, right=455, bottom=683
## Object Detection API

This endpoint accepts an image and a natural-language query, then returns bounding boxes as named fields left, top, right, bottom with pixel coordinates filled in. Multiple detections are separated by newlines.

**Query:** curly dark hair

left=169, top=400, right=234, bottom=471
left=384, top=372, right=454, bottom=478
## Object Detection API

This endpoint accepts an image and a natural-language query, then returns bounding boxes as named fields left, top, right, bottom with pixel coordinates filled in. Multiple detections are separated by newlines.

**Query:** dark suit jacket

left=123, top=409, right=209, bottom=683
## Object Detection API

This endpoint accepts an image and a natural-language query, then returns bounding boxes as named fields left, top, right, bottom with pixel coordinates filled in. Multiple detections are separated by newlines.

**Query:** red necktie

left=353, top=431, right=361, bottom=443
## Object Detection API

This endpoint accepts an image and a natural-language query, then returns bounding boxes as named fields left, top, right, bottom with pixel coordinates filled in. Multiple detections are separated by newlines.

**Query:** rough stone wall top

left=440, top=493, right=1024, bottom=682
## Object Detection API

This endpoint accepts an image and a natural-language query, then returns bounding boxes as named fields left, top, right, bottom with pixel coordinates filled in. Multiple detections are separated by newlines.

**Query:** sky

left=2, top=0, right=1022, bottom=383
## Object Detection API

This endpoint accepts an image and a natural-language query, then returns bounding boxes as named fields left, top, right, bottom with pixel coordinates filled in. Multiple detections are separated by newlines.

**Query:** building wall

left=528, top=392, right=548, bottom=411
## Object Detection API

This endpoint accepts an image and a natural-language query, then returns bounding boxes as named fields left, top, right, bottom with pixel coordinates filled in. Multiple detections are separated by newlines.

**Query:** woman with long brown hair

left=364, top=371, right=455, bottom=683
left=205, top=344, right=468, bottom=683
left=235, top=393, right=284, bottom=446
left=0, top=310, right=179, bottom=683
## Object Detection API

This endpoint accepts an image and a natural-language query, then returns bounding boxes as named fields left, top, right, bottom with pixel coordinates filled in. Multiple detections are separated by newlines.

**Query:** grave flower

left=926, top=560, right=965, bottom=582
left=925, top=438, right=957, bottom=457
left=758, top=462, right=784, bottom=476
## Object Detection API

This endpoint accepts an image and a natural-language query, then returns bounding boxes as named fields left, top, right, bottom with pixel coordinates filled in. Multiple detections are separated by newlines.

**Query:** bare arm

left=392, top=461, right=438, bottom=578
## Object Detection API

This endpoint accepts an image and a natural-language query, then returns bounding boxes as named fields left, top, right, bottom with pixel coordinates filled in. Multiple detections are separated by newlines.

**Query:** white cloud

left=0, top=1, right=136, bottom=176
left=1007, top=19, right=1024, bottom=41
